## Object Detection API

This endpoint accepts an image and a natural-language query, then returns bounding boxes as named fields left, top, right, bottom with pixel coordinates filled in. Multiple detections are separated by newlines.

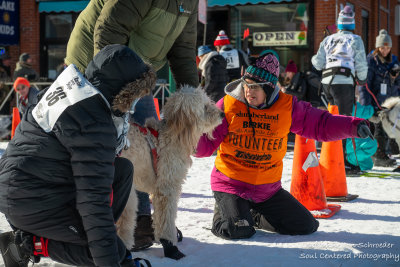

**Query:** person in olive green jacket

left=65, top=0, right=198, bottom=87
left=65, top=0, right=199, bottom=260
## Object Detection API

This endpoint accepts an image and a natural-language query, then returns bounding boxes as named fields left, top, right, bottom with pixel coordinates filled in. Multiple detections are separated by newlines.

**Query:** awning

left=208, top=0, right=293, bottom=7
left=38, top=1, right=89, bottom=13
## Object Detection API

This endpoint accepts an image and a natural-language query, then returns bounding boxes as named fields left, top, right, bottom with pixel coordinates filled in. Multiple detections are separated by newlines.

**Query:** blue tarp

left=39, top=1, right=89, bottom=13
left=208, top=0, right=293, bottom=7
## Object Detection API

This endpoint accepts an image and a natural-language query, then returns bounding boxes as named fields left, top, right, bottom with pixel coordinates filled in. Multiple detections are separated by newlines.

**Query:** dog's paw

left=160, top=238, right=185, bottom=260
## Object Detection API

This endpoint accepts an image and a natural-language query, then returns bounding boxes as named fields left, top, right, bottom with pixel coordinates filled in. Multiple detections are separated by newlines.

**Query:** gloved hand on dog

left=357, top=121, right=374, bottom=140
left=160, top=238, right=185, bottom=260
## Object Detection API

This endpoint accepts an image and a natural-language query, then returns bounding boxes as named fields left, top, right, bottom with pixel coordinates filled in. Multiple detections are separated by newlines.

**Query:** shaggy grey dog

left=117, top=85, right=223, bottom=259
left=379, top=97, right=400, bottom=149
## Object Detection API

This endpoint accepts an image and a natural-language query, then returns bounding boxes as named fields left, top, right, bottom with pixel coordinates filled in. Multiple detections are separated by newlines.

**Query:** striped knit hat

left=214, top=30, right=230, bottom=46
left=337, top=5, right=355, bottom=30
left=244, top=50, right=280, bottom=90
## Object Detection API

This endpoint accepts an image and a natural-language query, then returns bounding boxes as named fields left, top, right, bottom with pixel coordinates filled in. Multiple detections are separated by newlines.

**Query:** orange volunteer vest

left=215, top=92, right=293, bottom=185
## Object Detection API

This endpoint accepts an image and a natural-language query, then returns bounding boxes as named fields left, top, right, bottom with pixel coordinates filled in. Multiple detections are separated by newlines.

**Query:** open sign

left=253, top=31, right=307, bottom=47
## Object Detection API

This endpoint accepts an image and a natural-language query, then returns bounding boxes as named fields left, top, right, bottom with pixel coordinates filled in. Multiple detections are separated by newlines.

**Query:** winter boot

left=0, top=231, right=39, bottom=267
left=250, top=209, right=275, bottom=232
left=131, top=215, right=154, bottom=252
left=344, top=159, right=363, bottom=176
left=121, top=249, right=151, bottom=267
left=373, top=137, right=397, bottom=167
left=372, top=150, right=396, bottom=167
left=389, top=139, right=399, bottom=155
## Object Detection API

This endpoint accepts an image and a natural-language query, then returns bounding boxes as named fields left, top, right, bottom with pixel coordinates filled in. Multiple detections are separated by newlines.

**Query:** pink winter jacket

left=195, top=96, right=364, bottom=203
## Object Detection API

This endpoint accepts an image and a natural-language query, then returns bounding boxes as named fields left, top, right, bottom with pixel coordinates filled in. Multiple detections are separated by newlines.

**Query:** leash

left=131, top=122, right=159, bottom=173
left=364, top=82, right=382, bottom=110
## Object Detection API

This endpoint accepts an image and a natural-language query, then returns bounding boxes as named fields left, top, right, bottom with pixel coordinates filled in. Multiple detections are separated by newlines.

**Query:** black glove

left=160, top=239, right=185, bottom=260
left=390, top=64, right=400, bottom=76
left=357, top=121, right=374, bottom=140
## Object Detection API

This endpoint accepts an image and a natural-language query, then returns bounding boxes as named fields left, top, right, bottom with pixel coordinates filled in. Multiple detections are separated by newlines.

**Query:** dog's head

left=379, top=96, right=400, bottom=139
left=162, top=85, right=224, bottom=150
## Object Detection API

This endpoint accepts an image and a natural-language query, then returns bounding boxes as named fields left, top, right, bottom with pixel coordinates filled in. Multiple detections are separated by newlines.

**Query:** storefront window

left=230, top=3, right=310, bottom=71
left=47, top=44, right=67, bottom=80
left=45, top=14, right=73, bottom=39
left=40, top=13, right=78, bottom=80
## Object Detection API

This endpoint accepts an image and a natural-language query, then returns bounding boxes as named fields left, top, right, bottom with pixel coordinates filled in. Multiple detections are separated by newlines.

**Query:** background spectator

left=13, top=53, right=39, bottom=82
left=13, top=77, right=39, bottom=115
left=359, top=29, right=400, bottom=167
left=0, top=53, right=12, bottom=81
left=198, top=45, right=229, bottom=102
left=214, top=30, right=249, bottom=82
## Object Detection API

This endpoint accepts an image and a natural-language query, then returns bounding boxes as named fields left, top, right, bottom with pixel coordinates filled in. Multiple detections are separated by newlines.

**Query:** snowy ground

left=1, top=141, right=399, bottom=267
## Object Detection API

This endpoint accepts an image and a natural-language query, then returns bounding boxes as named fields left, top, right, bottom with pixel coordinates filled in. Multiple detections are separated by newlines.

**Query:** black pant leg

left=47, top=237, right=128, bottom=267
left=211, top=191, right=256, bottom=240
left=322, top=84, right=334, bottom=105
left=9, top=157, right=134, bottom=266
left=112, top=157, right=134, bottom=221
left=325, top=84, right=355, bottom=158
left=252, top=189, right=319, bottom=235
left=329, top=84, right=355, bottom=116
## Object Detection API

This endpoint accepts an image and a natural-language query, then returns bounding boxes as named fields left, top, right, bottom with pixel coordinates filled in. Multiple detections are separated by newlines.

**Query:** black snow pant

left=7, top=157, right=134, bottom=266
left=322, top=83, right=355, bottom=162
left=211, top=189, right=319, bottom=240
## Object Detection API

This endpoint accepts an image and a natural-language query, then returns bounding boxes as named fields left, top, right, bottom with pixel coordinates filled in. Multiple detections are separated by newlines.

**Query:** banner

left=0, top=0, right=19, bottom=45
left=198, top=0, right=207, bottom=24
left=253, top=31, right=307, bottom=47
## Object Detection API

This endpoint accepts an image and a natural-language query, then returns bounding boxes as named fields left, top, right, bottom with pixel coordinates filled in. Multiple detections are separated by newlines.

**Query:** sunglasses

left=241, top=78, right=270, bottom=89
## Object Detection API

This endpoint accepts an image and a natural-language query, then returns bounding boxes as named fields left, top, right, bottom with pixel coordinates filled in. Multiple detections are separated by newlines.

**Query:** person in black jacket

left=198, top=45, right=229, bottom=102
left=0, top=44, right=155, bottom=267
left=214, top=30, right=249, bottom=82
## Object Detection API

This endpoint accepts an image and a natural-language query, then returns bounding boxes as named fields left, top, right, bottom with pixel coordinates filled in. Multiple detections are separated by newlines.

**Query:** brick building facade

left=6, top=0, right=40, bottom=78
left=2, top=0, right=400, bottom=79
left=314, top=0, right=399, bottom=57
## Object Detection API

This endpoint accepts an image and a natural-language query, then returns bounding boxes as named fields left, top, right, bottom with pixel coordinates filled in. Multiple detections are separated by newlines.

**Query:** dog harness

left=131, top=123, right=159, bottom=172
left=388, top=112, right=400, bottom=134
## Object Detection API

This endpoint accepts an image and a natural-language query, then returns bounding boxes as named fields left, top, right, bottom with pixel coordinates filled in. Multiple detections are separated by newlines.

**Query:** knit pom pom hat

left=214, top=30, right=230, bottom=46
left=337, top=5, right=355, bottom=30
left=285, top=60, right=297, bottom=73
left=375, top=29, right=392, bottom=48
left=13, top=77, right=30, bottom=92
left=244, top=50, right=280, bottom=90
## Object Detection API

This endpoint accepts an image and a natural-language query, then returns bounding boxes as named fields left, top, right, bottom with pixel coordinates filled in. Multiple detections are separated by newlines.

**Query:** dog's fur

left=379, top=96, right=400, bottom=148
left=117, top=86, right=223, bottom=250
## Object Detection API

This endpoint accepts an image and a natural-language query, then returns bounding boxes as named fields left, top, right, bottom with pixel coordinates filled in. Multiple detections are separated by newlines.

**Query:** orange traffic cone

left=154, top=98, right=161, bottom=120
left=319, top=104, right=358, bottom=202
left=11, top=107, right=21, bottom=139
left=290, top=135, right=341, bottom=218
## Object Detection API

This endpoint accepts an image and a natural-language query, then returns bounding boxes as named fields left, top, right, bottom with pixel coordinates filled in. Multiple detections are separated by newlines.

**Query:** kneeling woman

left=195, top=50, right=372, bottom=239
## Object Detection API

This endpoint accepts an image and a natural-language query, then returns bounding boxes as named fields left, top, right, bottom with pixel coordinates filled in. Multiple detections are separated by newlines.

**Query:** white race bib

left=33, top=64, right=109, bottom=132
left=380, top=83, right=387, bottom=95
left=220, top=49, right=240, bottom=69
